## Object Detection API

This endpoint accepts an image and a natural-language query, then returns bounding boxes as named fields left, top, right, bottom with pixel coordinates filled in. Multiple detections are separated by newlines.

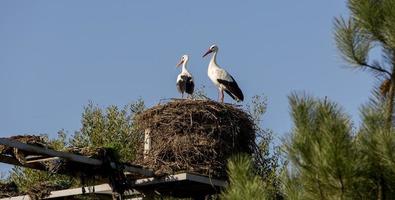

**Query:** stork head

left=176, top=54, right=189, bottom=67
left=203, top=44, right=218, bottom=57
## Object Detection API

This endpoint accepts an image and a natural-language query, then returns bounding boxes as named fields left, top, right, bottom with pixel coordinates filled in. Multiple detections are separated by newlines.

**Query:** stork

left=203, top=44, right=244, bottom=103
left=176, top=55, right=194, bottom=98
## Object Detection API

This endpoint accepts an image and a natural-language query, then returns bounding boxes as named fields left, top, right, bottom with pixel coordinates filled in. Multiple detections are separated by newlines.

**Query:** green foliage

left=70, top=99, right=145, bottom=162
left=284, top=94, right=356, bottom=199
left=282, top=92, right=395, bottom=199
left=246, top=95, right=282, bottom=198
left=348, top=0, right=395, bottom=48
left=5, top=99, right=146, bottom=196
left=246, top=95, right=267, bottom=124
left=334, top=0, right=395, bottom=78
left=221, top=154, right=270, bottom=200
left=0, top=172, right=8, bottom=184
left=352, top=93, right=395, bottom=199
left=280, top=170, right=305, bottom=200
left=334, top=17, right=373, bottom=68
left=332, top=1, right=395, bottom=198
left=8, top=167, right=74, bottom=193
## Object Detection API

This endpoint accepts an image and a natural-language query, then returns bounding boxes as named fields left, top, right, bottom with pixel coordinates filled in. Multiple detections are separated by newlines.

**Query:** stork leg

left=220, top=89, right=224, bottom=103
left=182, top=92, right=184, bottom=99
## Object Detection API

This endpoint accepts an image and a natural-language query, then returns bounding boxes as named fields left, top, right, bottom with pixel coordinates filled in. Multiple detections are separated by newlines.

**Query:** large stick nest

left=134, top=99, right=255, bottom=178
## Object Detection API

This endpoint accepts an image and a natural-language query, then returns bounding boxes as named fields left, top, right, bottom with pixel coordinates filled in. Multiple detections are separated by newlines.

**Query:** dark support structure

left=0, top=137, right=226, bottom=199
left=0, top=137, right=153, bottom=176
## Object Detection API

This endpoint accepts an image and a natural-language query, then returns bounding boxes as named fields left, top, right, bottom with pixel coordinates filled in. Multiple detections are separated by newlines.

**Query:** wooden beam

left=131, top=173, right=226, bottom=187
left=0, top=138, right=154, bottom=177
left=124, top=165, right=154, bottom=177
left=0, top=184, right=145, bottom=200
left=0, top=173, right=225, bottom=200
left=0, top=138, right=102, bottom=166
left=47, top=184, right=113, bottom=198
left=0, top=154, right=45, bottom=170
left=25, top=157, right=60, bottom=164
left=185, top=173, right=227, bottom=187
left=0, top=184, right=113, bottom=200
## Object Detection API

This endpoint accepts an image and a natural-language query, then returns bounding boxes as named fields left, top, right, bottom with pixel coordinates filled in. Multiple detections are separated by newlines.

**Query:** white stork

left=203, top=44, right=244, bottom=103
left=176, top=54, right=194, bottom=98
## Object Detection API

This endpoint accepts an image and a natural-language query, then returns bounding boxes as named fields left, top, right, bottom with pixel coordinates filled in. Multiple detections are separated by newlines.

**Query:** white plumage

left=203, top=45, right=244, bottom=103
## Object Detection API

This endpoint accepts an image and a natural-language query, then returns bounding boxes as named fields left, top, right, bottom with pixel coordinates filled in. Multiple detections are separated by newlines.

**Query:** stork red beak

left=203, top=49, right=213, bottom=57
left=176, top=60, right=184, bottom=67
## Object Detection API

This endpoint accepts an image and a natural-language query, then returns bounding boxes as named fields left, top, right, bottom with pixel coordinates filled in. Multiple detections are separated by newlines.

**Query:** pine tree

left=334, top=0, right=395, bottom=128
left=334, top=1, right=395, bottom=199
left=283, top=94, right=356, bottom=200
left=221, top=154, right=270, bottom=200
left=353, top=92, right=395, bottom=199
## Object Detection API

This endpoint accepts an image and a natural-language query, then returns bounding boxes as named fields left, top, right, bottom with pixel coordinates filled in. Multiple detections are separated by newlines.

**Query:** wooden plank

left=130, top=173, right=226, bottom=198
left=0, top=138, right=102, bottom=166
left=0, top=154, right=45, bottom=170
left=185, top=173, right=227, bottom=187
left=0, top=184, right=113, bottom=200
left=25, top=157, right=60, bottom=163
left=47, top=184, right=112, bottom=198
left=0, top=184, right=145, bottom=200
left=0, top=173, right=225, bottom=200
left=131, top=173, right=226, bottom=187
left=124, top=165, right=154, bottom=177
left=25, top=155, right=48, bottom=160
left=133, top=173, right=185, bottom=186
left=0, top=196, right=31, bottom=200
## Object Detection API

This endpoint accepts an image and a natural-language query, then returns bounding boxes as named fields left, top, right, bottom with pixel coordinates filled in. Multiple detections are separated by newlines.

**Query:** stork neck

left=209, top=51, right=218, bottom=68
left=181, top=62, right=188, bottom=73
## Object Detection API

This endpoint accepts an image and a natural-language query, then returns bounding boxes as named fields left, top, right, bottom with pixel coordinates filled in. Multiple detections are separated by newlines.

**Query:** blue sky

left=0, top=1, right=374, bottom=172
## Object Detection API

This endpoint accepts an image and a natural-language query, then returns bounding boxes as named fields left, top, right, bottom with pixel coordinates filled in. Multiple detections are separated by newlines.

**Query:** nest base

left=134, top=99, right=255, bottom=178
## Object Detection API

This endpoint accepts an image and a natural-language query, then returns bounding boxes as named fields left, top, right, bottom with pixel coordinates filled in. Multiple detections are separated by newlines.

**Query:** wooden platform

left=0, top=137, right=153, bottom=177
left=0, top=137, right=227, bottom=199
left=0, top=173, right=226, bottom=200
left=131, top=173, right=226, bottom=198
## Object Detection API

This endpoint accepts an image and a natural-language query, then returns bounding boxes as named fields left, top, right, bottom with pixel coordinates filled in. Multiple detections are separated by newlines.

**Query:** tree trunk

left=385, top=78, right=395, bottom=129
left=380, top=52, right=395, bottom=200
left=377, top=175, right=385, bottom=200
left=385, top=59, right=395, bottom=129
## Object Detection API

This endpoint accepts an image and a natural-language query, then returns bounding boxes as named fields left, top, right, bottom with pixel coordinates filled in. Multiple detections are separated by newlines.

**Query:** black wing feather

left=176, top=79, right=186, bottom=94
left=185, top=76, right=194, bottom=95
left=177, top=75, right=194, bottom=95
left=217, top=76, right=244, bottom=101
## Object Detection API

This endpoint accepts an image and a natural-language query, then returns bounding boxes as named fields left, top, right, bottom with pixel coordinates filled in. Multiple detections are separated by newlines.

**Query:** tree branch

left=360, top=62, right=392, bottom=77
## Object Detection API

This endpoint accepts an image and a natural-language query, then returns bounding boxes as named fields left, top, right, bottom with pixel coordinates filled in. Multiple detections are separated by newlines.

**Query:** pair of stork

left=176, top=44, right=244, bottom=103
